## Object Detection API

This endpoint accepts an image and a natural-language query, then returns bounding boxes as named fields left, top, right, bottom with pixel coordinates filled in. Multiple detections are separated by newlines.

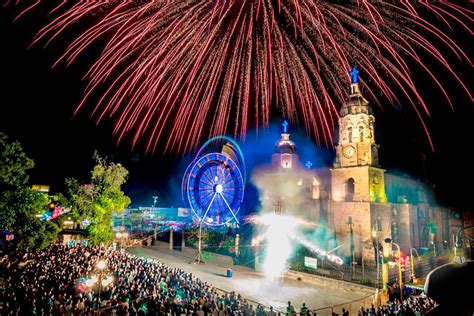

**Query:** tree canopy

left=0, top=133, right=60, bottom=250
left=65, top=153, right=131, bottom=245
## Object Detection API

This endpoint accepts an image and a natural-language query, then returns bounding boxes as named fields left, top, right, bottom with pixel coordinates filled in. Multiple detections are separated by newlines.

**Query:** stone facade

left=253, top=132, right=322, bottom=222
left=256, top=80, right=454, bottom=263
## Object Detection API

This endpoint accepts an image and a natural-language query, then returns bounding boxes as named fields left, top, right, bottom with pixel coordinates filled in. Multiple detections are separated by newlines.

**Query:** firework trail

left=14, top=1, right=472, bottom=152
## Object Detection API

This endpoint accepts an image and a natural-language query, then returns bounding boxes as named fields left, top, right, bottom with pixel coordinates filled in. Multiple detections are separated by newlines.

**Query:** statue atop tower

left=349, top=66, right=359, bottom=83
left=335, top=67, right=378, bottom=167
left=331, top=67, right=386, bottom=203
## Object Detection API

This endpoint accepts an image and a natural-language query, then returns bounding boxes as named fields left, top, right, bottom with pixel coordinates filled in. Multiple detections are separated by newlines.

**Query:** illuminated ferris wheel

left=182, top=136, right=245, bottom=226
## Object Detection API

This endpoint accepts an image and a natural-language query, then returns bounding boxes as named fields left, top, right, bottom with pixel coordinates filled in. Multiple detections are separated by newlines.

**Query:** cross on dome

left=282, top=120, right=289, bottom=133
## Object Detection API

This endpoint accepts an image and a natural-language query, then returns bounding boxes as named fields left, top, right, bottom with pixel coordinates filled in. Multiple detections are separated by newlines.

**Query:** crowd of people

left=2, top=244, right=444, bottom=315
left=357, top=296, right=436, bottom=316
left=2, top=244, right=272, bottom=315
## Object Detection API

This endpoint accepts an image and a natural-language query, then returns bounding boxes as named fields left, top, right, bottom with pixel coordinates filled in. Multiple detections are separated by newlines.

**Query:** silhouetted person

left=424, top=260, right=474, bottom=315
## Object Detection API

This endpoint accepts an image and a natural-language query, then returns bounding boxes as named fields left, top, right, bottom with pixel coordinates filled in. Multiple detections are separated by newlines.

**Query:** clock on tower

left=343, top=145, right=355, bottom=159
left=331, top=67, right=386, bottom=203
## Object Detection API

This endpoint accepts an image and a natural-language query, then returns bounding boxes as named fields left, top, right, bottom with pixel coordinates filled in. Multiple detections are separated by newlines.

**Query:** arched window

left=359, top=125, right=364, bottom=141
left=346, top=178, right=355, bottom=201
left=348, top=126, right=353, bottom=143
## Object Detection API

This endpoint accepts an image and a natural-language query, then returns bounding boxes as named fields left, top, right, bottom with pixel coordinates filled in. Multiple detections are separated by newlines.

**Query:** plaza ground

left=127, top=243, right=374, bottom=313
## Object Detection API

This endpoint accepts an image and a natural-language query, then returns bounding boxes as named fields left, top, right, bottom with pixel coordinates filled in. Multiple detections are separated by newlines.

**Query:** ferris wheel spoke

left=201, top=192, right=217, bottom=224
left=206, top=167, right=213, bottom=182
left=223, top=177, right=235, bottom=185
left=198, top=186, right=214, bottom=193
left=222, top=180, right=235, bottom=189
left=221, top=187, right=234, bottom=196
left=211, top=165, right=218, bottom=182
left=219, top=167, right=230, bottom=179
left=222, top=191, right=234, bottom=201
left=214, top=166, right=221, bottom=182
left=200, top=191, right=214, bottom=205
left=199, top=177, right=214, bottom=188
left=217, top=165, right=223, bottom=178
left=202, top=169, right=214, bottom=184
left=218, top=192, right=239, bottom=224
left=201, top=187, right=216, bottom=201
left=219, top=166, right=228, bottom=181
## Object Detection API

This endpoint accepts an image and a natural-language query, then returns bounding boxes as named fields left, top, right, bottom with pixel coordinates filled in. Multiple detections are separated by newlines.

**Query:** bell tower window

left=346, top=178, right=355, bottom=201
left=281, top=154, right=292, bottom=169
left=331, top=68, right=386, bottom=203
left=359, top=125, right=364, bottom=141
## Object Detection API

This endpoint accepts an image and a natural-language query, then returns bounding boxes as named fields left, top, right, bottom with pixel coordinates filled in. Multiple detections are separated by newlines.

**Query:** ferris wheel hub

left=214, top=184, right=223, bottom=193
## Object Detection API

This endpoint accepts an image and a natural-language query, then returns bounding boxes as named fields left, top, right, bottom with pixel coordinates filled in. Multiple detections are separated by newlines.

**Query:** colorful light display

left=249, top=214, right=343, bottom=279
left=182, top=136, right=246, bottom=226
left=16, top=1, right=471, bottom=152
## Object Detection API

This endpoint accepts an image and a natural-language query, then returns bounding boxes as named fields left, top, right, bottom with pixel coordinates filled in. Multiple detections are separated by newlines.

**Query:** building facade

left=256, top=71, right=455, bottom=263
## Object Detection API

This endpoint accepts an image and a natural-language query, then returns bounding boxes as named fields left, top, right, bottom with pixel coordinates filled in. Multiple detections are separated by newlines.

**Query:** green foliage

left=0, top=133, right=60, bottom=250
left=15, top=204, right=61, bottom=250
left=0, top=133, right=34, bottom=188
left=65, top=153, right=131, bottom=245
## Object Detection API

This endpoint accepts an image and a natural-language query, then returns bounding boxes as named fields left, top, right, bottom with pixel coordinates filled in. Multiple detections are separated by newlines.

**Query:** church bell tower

left=331, top=67, right=386, bottom=203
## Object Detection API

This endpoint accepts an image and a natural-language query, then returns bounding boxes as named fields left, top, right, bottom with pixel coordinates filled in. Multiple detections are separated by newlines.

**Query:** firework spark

left=16, top=1, right=472, bottom=152
left=248, top=214, right=343, bottom=278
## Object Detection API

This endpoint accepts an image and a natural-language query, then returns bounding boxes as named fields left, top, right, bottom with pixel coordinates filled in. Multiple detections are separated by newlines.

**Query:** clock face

left=343, top=146, right=355, bottom=158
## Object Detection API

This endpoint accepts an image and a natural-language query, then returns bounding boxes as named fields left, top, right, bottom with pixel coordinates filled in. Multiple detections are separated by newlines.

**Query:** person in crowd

left=3, top=245, right=262, bottom=315
left=2, top=244, right=458, bottom=316
left=286, top=301, right=297, bottom=315
left=299, top=302, right=308, bottom=316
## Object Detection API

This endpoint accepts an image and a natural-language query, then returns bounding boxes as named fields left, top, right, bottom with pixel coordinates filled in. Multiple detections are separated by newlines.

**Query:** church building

left=255, top=68, right=453, bottom=263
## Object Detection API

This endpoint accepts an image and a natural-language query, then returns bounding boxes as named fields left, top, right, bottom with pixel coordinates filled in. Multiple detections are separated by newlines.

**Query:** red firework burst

left=13, top=1, right=472, bottom=153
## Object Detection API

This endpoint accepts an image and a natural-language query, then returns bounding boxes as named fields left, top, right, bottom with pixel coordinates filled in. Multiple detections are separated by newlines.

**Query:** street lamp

left=93, top=259, right=112, bottom=314
left=409, top=248, right=420, bottom=282
left=347, top=216, right=355, bottom=280
left=115, top=231, right=129, bottom=248
left=63, top=217, right=74, bottom=228
left=372, top=228, right=380, bottom=289
left=384, top=238, right=403, bottom=301
left=454, top=225, right=474, bottom=263
left=97, top=260, right=106, bottom=270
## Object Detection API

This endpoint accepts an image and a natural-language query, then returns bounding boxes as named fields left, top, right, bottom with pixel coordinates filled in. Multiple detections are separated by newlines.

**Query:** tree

left=0, top=133, right=60, bottom=250
left=66, top=153, right=131, bottom=245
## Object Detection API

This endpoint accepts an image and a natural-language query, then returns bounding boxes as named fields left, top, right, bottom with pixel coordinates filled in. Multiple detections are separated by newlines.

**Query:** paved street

left=127, top=244, right=373, bottom=312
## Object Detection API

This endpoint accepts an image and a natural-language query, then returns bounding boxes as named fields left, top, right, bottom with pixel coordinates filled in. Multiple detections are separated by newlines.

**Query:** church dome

left=275, top=133, right=296, bottom=154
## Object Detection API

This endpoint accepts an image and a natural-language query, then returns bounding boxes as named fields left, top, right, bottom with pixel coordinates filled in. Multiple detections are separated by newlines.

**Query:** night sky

left=1, top=5, right=472, bottom=211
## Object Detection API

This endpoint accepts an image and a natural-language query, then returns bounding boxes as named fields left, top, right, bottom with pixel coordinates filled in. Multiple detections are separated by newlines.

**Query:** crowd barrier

left=310, top=293, right=376, bottom=316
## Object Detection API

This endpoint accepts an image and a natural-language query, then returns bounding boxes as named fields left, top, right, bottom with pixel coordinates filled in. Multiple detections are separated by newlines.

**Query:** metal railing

left=310, top=293, right=376, bottom=316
